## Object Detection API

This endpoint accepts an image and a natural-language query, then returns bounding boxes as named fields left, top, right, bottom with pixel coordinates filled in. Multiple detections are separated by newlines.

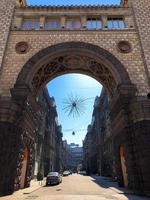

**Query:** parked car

left=69, top=170, right=72, bottom=175
left=46, top=172, right=62, bottom=186
left=63, top=170, right=70, bottom=176
left=78, top=171, right=87, bottom=175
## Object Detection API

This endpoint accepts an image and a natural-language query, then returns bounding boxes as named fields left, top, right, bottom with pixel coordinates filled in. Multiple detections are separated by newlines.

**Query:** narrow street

left=2, top=174, right=149, bottom=200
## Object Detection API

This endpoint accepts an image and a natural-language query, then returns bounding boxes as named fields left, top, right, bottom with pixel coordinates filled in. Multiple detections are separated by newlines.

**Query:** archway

left=14, top=41, right=133, bottom=97
left=1, top=42, right=139, bottom=195
left=120, top=145, right=128, bottom=187
left=20, top=147, right=29, bottom=189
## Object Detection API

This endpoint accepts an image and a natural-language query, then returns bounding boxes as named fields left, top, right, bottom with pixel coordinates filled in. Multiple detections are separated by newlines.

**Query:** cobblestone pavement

left=1, top=174, right=150, bottom=200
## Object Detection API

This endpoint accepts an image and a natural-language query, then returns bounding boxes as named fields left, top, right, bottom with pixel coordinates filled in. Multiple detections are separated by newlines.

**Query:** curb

left=23, top=181, right=45, bottom=195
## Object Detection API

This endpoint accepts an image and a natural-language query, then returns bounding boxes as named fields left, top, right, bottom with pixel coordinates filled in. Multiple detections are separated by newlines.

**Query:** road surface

left=22, top=174, right=150, bottom=200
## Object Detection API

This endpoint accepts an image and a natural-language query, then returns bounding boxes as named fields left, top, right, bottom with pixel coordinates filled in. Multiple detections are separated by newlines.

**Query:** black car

left=46, top=172, right=62, bottom=186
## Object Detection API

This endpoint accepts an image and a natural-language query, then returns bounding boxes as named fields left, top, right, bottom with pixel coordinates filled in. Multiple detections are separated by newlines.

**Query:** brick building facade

left=83, top=89, right=115, bottom=177
left=0, top=0, right=150, bottom=195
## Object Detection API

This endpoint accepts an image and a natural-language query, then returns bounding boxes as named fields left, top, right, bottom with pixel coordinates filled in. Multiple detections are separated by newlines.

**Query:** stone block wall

left=0, top=30, right=149, bottom=97
left=131, top=0, right=150, bottom=84
left=0, top=5, right=149, bottom=98
left=0, top=0, right=16, bottom=70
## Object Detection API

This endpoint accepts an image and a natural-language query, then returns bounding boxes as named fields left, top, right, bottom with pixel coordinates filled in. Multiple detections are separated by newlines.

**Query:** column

left=61, top=16, right=66, bottom=28
left=40, top=16, right=45, bottom=29
left=81, top=15, right=87, bottom=29
left=101, top=15, right=108, bottom=29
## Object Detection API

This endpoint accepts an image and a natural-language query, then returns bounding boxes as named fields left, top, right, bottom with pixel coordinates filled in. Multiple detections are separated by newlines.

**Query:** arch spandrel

left=15, top=42, right=132, bottom=97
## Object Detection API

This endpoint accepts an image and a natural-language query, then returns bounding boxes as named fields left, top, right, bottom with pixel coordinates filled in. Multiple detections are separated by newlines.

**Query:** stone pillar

left=81, top=15, right=87, bottom=28
left=129, top=97, right=150, bottom=195
left=61, top=16, right=66, bottom=28
left=124, top=15, right=134, bottom=28
left=40, top=16, right=45, bottom=29
left=13, top=16, right=23, bottom=29
left=0, top=97, right=22, bottom=195
left=0, top=86, right=37, bottom=195
left=110, top=84, right=150, bottom=195
left=131, top=0, right=150, bottom=87
left=101, top=15, right=107, bottom=29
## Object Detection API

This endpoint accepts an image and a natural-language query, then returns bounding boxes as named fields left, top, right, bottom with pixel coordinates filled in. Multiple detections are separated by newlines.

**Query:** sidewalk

left=91, top=175, right=144, bottom=195
left=0, top=179, right=45, bottom=200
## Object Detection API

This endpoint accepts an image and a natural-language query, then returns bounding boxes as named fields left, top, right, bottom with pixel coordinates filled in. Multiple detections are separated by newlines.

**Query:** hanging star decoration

left=62, top=93, right=88, bottom=118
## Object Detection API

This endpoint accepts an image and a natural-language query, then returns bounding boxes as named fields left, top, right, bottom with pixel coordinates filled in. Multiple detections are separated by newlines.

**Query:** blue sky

left=47, top=74, right=102, bottom=146
left=27, top=0, right=120, bottom=5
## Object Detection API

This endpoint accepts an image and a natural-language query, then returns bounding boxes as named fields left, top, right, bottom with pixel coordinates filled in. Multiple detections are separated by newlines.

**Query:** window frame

left=86, top=17, right=102, bottom=30
left=22, top=18, right=40, bottom=30
left=45, top=18, right=61, bottom=30
left=66, top=18, right=81, bottom=30
left=107, top=16, right=125, bottom=29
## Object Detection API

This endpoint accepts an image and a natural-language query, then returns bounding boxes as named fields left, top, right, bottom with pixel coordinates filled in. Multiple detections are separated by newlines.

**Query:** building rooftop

left=19, top=4, right=124, bottom=9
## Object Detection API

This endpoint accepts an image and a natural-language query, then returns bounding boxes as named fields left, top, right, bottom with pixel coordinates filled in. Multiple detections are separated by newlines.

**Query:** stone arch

left=15, top=41, right=132, bottom=97
left=3, top=41, right=148, bottom=196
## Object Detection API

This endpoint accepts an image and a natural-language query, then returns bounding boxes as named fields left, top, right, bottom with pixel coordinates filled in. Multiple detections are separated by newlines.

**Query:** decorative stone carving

left=15, top=42, right=29, bottom=54
left=32, top=54, right=117, bottom=96
left=117, top=41, right=132, bottom=53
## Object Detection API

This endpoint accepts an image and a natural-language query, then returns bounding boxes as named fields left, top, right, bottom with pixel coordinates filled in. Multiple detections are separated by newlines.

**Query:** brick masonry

left=0, top=0, right=150, bottom=196
left=0, top=0, right=16, bottom=71
left=0, top=30, right=149, bottom=97
left=131, top=0, right=150, bottom=84
left=0, top=3, right=149, bottom=97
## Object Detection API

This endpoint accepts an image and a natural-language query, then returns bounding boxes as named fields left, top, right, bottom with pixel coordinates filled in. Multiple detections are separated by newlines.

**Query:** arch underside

left=16, top=42, right=132, bottom=97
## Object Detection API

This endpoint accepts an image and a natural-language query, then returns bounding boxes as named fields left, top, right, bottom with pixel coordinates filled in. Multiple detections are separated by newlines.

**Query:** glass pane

left=113, top=20, right=119, bottom=29
left=66, top=20, right=72, bottom=29
left=87, top=18, right=102, bottom=29
left=45, top=19, right=60, bottom=29
left=108, top=18, right=124, bottom=29
left=118, top=20, right=125, bottom=29
left=73, top=20, right=81, bottom=29
left=87, top=20, right=92, bottom=29
left=107, top=20, right=113, bottom=29
left=22, top=19, right=39, bottom=30
left=92, top=20, right=97, bottom=29
left=96, top=20, right=102, bottom=29
left=66, top=19, right=81, bottom=29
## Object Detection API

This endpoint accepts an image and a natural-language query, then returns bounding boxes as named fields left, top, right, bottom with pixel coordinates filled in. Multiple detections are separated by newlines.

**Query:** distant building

left=70, top=145, right=83, bottom=172
left=83, top=125, right=98, bottom=174
left=55, top=125, right=63, bottom=172
left=97, top=89, right=114, bottom=177
left=61, top=141, right=83, bottom=172
left=33, top=87, right=63, bottom=177
left=83, top=89, right=115, bottom=177
left=61, top=140, right=73, bottom=171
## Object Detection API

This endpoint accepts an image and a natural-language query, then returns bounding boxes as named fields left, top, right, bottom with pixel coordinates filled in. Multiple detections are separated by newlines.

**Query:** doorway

left=20, top=147, right=29, bottom=189
left=120, top=145, right=128, bottom=187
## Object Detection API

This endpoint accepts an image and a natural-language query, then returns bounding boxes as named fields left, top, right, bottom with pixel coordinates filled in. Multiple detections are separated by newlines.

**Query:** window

left=107, top=18, right=125, bottom=29
left=45, top=19, right=60, bottom=29
left=22, top=19, right=40, bottom=30
left=66, top=19, right=81, bottom=29
left=87, top=18, right=102, bottom=29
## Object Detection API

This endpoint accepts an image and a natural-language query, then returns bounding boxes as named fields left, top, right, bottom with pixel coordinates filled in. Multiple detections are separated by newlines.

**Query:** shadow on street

left=90, top=175, right=150, bottom=200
